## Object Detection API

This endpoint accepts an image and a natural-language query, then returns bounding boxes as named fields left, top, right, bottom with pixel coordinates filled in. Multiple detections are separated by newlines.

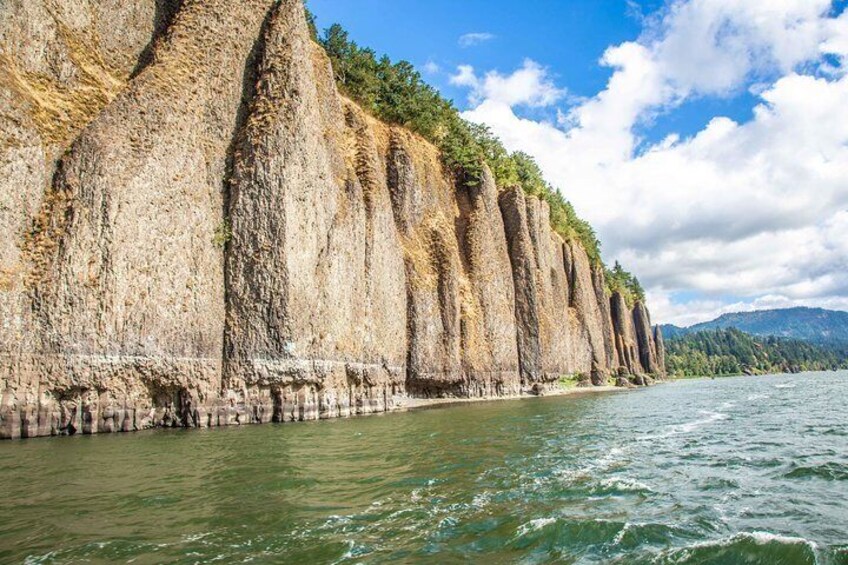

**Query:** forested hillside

left=666, top=328, right=848, bottom=377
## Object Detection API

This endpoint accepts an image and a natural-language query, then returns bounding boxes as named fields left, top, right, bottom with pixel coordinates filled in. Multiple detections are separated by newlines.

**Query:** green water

left=1, top=373, right=847, bottom=564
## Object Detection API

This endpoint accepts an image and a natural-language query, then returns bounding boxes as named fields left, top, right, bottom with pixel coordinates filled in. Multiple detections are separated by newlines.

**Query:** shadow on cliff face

left=221, top=3, right=278, bottom=365
left=130, top=0, right=184, bottom=79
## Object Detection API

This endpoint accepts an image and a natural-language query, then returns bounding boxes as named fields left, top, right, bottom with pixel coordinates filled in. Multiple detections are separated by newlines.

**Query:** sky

left=308, top=0, right=848, bottom=327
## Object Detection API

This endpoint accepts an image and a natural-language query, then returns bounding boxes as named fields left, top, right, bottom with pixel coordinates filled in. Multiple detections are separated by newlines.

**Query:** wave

left=591, top=477, right=653, bottom=496
left=553, top=445, right=630, bottom=484
left=516, top=517, right=556, bottom=536
left=612, top=522, right=688, bottom=548
left=784, top=462, right=848, bottom=481
left=681, top=410, right=729, bottom=431
left=647, top=410, right=729, bottom=439
left=774, top=383, right=796, bottom=389
left=513, top=517, right=626, bottom=548
left=655, top=531, right=820, bottom=565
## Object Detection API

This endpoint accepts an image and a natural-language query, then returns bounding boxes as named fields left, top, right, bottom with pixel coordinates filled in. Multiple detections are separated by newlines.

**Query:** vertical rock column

left=525, top=197, right=574, bottom=381
left=610, top=292, right=643, bottom=377
left=455, top=167, right=521, bottom=396
left=499, top=187, right=542, bottom=387
left=566, top=241, right=614, bottom=385
left=386, top=129, right=464, bottom=397
left=593, top=264, right=620, bottom=375
left=653, top=325, right=667, bottom=379
left=501, top=187, right=594, bottom=390
left=16, top=0, right=279, bottom=438
left=223, top=0, right=407, bottom=423
left=633, top=302, right=660, bottom=375
left=0, top=0, right=176, bottom=437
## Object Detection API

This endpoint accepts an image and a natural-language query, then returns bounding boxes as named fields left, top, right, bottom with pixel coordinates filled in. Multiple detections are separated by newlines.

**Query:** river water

left=0, top=372, right=846, bottom=564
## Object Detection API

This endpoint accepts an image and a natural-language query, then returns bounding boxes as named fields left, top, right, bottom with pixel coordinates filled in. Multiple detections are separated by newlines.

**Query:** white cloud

left=821, top=10, right=848, bottom=62
left=449, top=64, right=477, bottom=88
left=458, top=32, right=495, bottom=47
left=453, top=0, right=848, bottom=325
left=648, top=291, right=848, bottom=328
left=450, top=59, right=566, bottom=108
left=423, top=60, right=440, bottom=75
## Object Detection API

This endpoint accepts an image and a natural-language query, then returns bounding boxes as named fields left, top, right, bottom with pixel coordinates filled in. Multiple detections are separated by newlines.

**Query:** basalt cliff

left=0, top=0, right=665, bottom=439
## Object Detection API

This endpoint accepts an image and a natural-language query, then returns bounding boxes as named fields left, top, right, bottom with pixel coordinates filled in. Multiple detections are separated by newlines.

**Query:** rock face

left=633, top=302, right=660, bottom=375
left=610, top=291, right=641, bottom=376
left=223, top=5, right=407, bottom=424
left=0, top=0, right=665, bottom=439
left=653, top=326, right=667, bottom=379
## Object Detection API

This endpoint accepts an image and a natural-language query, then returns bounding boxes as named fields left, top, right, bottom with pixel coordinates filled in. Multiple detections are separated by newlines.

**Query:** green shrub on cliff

left=312, top=13, right=603, bottom=264
left=212, top=220, right=232, bottom=248
left=437, top=115, right=487, bottom=185
left=467, top=123, right=519, bottom=187
left=605, top=261, right=645, bottom=305
left=558, top=374, right=582, bottom=389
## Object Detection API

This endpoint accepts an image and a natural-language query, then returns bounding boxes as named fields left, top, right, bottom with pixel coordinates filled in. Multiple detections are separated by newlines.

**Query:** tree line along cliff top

left=305, top=7, right=645, bottom=306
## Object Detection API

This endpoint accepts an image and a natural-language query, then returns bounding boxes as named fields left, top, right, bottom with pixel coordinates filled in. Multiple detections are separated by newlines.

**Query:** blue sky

left=309, top=1, right=848, bottom=326
left=308, top=0, right=766, bottom=144
left=309, top=1, right=662, bottom=122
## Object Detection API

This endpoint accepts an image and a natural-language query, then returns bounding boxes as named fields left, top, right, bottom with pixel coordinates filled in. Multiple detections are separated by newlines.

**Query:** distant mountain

left=661, top=307, right=848, bottom=343
left=659, top=324, right=689, bottom=339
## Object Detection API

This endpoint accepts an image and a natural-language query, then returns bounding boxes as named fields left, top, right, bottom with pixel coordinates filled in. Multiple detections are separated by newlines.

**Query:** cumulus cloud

left=450, top=59, right=566, bottom=108
left=452, top=0, right=848, bottom=325
left=458, top=32, right=495, bottom=47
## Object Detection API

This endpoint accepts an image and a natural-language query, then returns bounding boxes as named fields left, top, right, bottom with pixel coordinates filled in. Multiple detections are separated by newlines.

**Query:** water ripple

left=1, top=372, right=846, bottom=563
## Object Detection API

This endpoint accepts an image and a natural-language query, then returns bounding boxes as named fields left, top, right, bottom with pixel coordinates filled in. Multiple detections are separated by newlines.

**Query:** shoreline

left=0, top=382, right=650, bottom=441
left=401, top=384, right=627, bottom=412
left=670, top=368, right=844, bottom=381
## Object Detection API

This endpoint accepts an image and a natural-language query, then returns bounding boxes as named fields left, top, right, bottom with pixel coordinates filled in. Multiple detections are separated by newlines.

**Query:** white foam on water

left=746, top=531, right=814, bottom=545
left=182, top=532, right=212, bottom=543
left=639, top=410, right=729, bottom=441
left=411, top=481, right=437, bottom=502
left=677, top=410, right=729, bottom=433
left=516, top=517, right=556, bottom=536
left=613, top=522, right=632, bottom=545
left=471, top=491, right=491, bottom=509
left=438, top=516, right=458, bottom=529
left=775, top=383, right=796, bottom=389
left=321, top=514, right=352, bottom=531
left=747, top=393, right=770, bottom=401
left=334, top=540, right=360, bottom=563
left=554, top=445, right=630, bottom=484
left=598, top=477, right=653, bottom=493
